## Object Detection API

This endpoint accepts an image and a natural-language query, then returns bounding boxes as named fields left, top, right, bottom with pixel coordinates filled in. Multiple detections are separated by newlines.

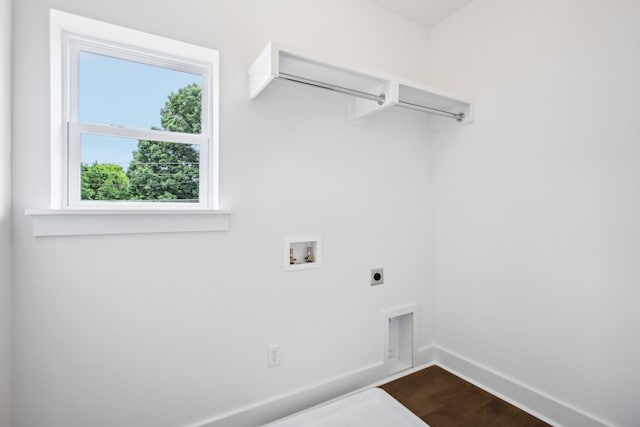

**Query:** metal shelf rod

left=396, top=100, right=465, bottom=122
left=276, top=72, right=386, bottom=105
left=276, top=72, right=465, bottom=122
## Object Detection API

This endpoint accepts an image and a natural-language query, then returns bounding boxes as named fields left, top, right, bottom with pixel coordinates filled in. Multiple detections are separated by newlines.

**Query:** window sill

left=25, top=209, right=231, bottom=237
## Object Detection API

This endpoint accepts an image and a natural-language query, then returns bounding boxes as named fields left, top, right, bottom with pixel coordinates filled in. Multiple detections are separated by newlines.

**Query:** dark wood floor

left=380, top=366, right=550, bottom=427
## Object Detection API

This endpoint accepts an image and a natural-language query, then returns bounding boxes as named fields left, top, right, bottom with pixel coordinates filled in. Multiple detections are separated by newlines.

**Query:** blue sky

left=79, top=51, right=201, bottom=168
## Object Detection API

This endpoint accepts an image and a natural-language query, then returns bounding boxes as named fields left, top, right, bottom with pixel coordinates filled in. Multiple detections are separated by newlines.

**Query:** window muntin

left=62, top=35, right=215, bottom=209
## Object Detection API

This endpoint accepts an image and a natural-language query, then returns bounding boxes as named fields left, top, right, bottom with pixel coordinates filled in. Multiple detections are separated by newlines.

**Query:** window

left=50, top=10, right=219, bottom=210
left=29, top=10, right=228, bottom=236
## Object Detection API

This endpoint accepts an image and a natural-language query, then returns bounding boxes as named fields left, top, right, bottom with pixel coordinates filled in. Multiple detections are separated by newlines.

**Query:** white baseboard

left=191, top=345, right=610, bottom=427
left=415, top=345, right=435, bottom=366
left=434, top=346, right=611, bottom=427
left=193, top=362, right=385, bottom=427
left=193, top=346, right=435, bottom=427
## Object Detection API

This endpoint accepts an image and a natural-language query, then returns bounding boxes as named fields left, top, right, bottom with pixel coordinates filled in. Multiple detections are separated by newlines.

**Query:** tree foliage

left=81, top=162, right=131, bottom=200
left=127, top=84, right=201, bottom=201
left=127, top=141, right=199, bottom=201
left=160, top=83, right=202, bottom=134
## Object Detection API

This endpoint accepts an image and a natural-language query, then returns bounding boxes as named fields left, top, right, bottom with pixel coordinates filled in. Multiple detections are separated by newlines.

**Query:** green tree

left=81, top=162, right=131, bottom=200
left=127, top=141, right=199, bottom=201
left=160, top=83, right=201, bottom=134
left=127, top=83, right=201, bottom=201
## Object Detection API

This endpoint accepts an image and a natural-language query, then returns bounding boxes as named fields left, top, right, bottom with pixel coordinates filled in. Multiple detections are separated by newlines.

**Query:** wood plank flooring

left=380, top=366, right=550, bottom=427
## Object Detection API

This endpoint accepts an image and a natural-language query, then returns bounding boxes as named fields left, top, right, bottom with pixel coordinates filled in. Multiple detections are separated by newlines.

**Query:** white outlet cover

left=268, top=344, right=281, bottom=368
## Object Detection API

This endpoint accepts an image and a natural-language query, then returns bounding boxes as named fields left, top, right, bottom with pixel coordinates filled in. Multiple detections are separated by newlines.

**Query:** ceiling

left=368, top=0, right=475, bottom=29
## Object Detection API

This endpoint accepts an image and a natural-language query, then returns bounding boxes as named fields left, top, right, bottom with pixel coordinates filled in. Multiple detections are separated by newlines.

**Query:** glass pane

left=81, top=134, right=200, bottom=203
left=78, top=51, right=203, bottom=133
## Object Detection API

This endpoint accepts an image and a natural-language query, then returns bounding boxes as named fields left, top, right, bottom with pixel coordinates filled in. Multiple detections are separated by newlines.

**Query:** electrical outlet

left=370, top=268, right=384, bottom=286
left=267, top=344, right=281, bottom=368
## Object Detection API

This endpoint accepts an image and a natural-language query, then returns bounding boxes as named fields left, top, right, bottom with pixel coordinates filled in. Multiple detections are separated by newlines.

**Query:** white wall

left=11, top=1, right=435, bottom=426
left=0, top=0, right=12, bottom=425
left=429, top=1, right=640, bottom=426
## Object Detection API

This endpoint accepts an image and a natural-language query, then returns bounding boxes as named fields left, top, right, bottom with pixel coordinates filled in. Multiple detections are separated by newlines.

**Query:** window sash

left=64, top=37, right=213, bottom=209
left=70, top=122, right=207, bottom=145
left=67, top=36, right=212, bottom=135
left=68, top=122, right=210, bottom=208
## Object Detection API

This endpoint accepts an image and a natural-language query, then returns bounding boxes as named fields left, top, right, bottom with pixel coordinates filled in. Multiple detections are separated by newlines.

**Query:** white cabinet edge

left=248, top=41, right=278, bottom=99
left=25, top=209, right=231, bottom=236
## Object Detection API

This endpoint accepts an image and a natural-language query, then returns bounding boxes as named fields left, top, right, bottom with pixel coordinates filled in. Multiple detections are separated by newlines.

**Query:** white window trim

left=26, top=9, right=229, bottom=236
left=25, top=209, right=231, bottom=237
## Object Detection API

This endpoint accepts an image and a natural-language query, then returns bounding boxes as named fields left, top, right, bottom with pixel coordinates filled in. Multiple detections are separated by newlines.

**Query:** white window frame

left=50, top=9, right=219, bottom=210
left=28, top=10, right=229, bottom=236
